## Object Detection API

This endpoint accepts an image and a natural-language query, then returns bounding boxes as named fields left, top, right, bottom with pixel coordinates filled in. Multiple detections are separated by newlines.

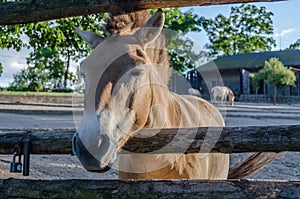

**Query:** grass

left=0, top=91, right=83, bottom=97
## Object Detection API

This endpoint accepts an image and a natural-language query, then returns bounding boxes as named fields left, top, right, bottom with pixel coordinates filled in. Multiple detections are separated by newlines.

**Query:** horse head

left=72, top=9, right=165, bottom=172
left=228, top=90, right=235, bottom=106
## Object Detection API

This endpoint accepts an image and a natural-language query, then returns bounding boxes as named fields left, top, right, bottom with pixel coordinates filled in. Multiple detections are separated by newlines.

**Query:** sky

left=0, top=0, right=299, bottom=87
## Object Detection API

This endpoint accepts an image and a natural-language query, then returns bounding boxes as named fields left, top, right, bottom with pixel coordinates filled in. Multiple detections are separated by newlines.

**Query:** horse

left=72, top=9, right=278, bottom=180
left=211, top=86, right=235, bottom=106
left=187, top=88, right=202, bottom=98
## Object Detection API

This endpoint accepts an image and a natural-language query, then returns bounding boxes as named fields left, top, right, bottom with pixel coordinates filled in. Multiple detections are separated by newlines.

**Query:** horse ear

left=135, top=8, right=164, bottom=47
left=74, top=27, right=105, bottom=49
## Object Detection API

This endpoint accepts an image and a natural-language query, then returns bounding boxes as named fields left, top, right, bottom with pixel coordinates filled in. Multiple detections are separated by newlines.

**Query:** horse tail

left=227, top=152, right=284, bottom=179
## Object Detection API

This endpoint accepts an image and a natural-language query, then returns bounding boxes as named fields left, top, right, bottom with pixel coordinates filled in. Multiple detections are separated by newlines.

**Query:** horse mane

left=106, top=8, right=172, bottom=85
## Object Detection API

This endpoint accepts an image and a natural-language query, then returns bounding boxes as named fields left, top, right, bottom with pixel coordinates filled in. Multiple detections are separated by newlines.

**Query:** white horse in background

left=187, top=88, right=202, bottom=98
left=211, top=86, right=235, bottom=106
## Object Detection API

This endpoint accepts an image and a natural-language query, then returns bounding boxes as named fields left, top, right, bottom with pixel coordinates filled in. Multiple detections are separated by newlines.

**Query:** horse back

left=173, top=94, right=225, bottom=127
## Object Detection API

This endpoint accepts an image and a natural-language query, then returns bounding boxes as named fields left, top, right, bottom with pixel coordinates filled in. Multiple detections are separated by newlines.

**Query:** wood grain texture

left=0, top=124, right=299, bottom=154
left=0, top=0, right=285, bottom=25
left=0, top=178, right=299, bottom=199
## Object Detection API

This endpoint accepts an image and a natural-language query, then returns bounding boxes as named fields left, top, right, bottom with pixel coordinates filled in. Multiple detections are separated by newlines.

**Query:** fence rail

left=0, top=0, right=285, bottom=25
left=0, top=178, right=299, bottom=199
left=1, top=125, right=300, bottom=155
left=0, top=125, right=299, bottom=198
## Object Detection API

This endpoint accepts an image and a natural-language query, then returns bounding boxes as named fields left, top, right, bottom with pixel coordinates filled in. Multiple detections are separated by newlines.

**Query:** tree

left=12, top=48, right=70, bottom=91
left=23, top=14, right=108, bottom=87
left=201, top=4, right=276, bottom=57
left=287, top=39, right=300, bottom=50
left=1, top=14, right=108, bottom=89
left=3, top=8, right=207, bottom=81
left=251, top=57, right=296, bottom=104
left=9, top=68, right=30, bottom=91
left=151, top=8, right=209, bottom=73
left=25, top=48, right=66, bottom=87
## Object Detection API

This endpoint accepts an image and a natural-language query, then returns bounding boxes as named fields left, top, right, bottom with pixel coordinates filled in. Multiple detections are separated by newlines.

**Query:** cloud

left=0, top=48, right=29, bottom=87
left=274, top=28, right=295, bottom=37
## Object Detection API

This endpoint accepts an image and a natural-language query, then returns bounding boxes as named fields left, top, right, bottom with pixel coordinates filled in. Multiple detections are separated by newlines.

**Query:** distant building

left=182, top=50, right=300, bottom=100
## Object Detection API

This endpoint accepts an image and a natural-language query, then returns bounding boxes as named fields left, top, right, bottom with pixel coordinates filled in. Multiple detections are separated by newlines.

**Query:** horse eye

left=136, top=49, right=144, bottom=58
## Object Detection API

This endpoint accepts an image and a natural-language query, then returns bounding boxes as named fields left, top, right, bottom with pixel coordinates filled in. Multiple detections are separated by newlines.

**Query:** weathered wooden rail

left=0, top=0, right=285, bottom=25
left=1, top=125, right=300, bottom=154
left=1, top=127, right=298, bottom=199
left=0, top=178, right=300, bottom=199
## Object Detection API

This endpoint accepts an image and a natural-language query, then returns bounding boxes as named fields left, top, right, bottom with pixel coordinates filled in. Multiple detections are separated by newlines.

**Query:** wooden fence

left=0, top=125, right=300, bottom=198
left=1, top=178, right=300, bottom=198
left=1, top=125, right=300, bottom=155
left=0, top=0, right=296, bottom=198
left=0, top=0, right=284, bottom=25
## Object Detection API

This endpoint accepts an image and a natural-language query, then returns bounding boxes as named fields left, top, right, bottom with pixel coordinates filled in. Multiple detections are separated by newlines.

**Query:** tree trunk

left=273, top=85, right=277, bottom=104
left=64, top=53, right=70, bottom=88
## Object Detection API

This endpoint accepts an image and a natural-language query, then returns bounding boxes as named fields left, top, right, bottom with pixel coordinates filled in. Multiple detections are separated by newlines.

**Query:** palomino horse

left=211, top=86, right=235, bottom=106
left=73, top=9, right=277, bottom=179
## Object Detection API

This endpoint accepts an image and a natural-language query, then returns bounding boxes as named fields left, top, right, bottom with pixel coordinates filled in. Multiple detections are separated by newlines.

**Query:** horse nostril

left=72, top=133, right=78, bottom=155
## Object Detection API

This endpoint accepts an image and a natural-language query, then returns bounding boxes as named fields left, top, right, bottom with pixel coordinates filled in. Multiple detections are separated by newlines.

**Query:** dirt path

left=0, top=102, right=299, bottom=180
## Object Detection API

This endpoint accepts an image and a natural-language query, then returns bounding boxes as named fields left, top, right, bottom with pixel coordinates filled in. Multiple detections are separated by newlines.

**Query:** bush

left=7, top=85, right=28, bottom=92
left=51, top=88, right=73, bottom=93
left=28, top=82, right=43, bottom=92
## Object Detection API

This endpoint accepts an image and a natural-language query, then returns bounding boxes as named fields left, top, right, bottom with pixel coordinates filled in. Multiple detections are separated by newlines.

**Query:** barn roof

left=198, top=50, right=300, bottom=71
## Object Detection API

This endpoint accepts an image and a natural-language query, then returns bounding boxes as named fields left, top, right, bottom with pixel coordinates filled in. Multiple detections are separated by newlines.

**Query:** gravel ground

left=0, top=102, right=299, bottom=180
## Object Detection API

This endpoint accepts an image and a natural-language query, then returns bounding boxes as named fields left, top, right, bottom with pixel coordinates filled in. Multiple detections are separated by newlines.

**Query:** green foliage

left=167, top=34, right=208, bottom=73
left=51, top=88, right=73, bottom=93
left=0, top=5, right=280, bottom=78
left=0, top=25, right=24, bottom=51
left=9, top=68, right=29, bottom=91
left=259, top=58, right=295, bottom=88
left=28, top=82, right=43, bottom=92
left=2, top=14, right=108, bottom=90
left=24, top=14, right=108, bottom=87
left=26, top=48, right=65, bottom=81
left=2, top=8, right=205, bottom=80
left=251, top=57, right=296, bottom=103
left=23, top=14, right=108, bottom=61
left=201, top=4, right=276, bottom=57
left=287, top=39, right=300, bottom=50
left=1, top=90, right=79, bottom=96
left=162, top=8, right=208, bottom=72
left=162, top=8, right=202, bottom=34
left=250, top=72, right=263, bottom=91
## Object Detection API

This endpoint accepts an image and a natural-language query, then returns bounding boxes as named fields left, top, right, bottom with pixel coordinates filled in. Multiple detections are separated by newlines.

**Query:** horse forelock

left=105, top=9, right=171, bottom=85
left=106, top=9, right=150, bottom=35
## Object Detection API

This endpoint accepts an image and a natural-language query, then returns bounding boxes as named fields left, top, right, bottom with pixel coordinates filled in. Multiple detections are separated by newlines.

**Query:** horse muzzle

left=72, top=132, right=111, bottom=173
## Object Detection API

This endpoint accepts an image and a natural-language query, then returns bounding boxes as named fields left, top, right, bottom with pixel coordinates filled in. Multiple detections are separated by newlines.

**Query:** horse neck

left=145, top=34, right=171, bottom=85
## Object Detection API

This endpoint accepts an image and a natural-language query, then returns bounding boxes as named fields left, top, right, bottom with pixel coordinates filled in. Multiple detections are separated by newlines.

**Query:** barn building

left=180, top=50, right=300, bottom=102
